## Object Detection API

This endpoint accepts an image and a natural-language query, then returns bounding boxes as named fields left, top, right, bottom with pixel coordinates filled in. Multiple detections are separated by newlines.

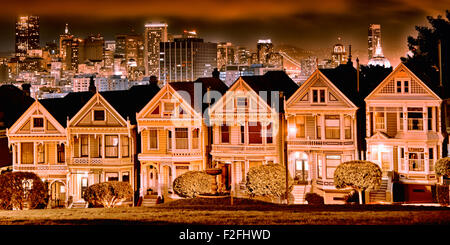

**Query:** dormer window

left=33, top=117, right=44, bottom=128
left=312, top=89, right=326, bottom=103
left=93, top=110, right=105, bottom=121
left=237, top=97, right=248, bottom=108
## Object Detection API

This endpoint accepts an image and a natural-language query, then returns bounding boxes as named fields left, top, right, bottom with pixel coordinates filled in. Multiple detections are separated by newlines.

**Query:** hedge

left=83, top=181, right=133, bottom=208
left=173, top=171, right=213, bottom=198
left=435, top=157, right=450, bottom=177
left=0, top=171, right=48, bottom=210
left=245, top=163, right=293, bottom=199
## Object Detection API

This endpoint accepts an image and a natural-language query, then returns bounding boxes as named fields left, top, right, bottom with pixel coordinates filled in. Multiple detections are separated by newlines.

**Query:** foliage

left=83, top=181, right=133, bottom=208
left=436, top=185, right=449, bottom=206
left=305, top=192, right=324, bottom=205
left=435, top=157, right=450, bottom=178
left=344, top=190, right=360, bottom=204
left=173, top=171, right=213, bottom=198
left=401, top=10, right=450, bottom=98
left=0, top=171, right=48, bottom=210
left=334, top=160, right=382, bottom=204
left=334, top=160, right=382, bottom=191
left=245, top=163, right=293, bottom=198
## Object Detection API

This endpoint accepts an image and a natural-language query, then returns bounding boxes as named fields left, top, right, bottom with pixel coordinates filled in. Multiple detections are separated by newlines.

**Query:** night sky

left=0, top=0, right=448, bottom=66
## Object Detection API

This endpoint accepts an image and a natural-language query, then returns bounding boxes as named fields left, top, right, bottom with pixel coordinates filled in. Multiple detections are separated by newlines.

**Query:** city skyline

left=0, top=0, right=448, bottom=66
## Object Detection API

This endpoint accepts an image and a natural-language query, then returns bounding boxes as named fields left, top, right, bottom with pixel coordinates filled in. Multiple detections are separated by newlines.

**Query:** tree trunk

left=358, top=190, right=363, bottom=205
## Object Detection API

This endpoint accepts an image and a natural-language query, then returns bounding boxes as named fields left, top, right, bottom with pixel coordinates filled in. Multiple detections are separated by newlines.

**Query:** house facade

left=209, top=72, right=298, bottom=195
left=6, top=101, right=69, bottom=208
left=66, top=92, right=137, bottom=204
left=136, top=78, right=228, bottom=198
left=285, top=70, right=359, bottom=204
left=365, top=64, right=444, bottom=202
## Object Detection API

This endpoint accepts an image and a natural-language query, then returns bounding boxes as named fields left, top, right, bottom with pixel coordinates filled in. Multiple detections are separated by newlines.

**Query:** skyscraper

left=15, top=16, right=40, bottom=57
left=217, top=42, right=236, bottom=70
left=256, top=39, right=273, bottom=65
left=159, top=37, right=217, bottom=84
left=144, top=22, right=168, bottom=77
left=368, top=24, right=381, bottom=60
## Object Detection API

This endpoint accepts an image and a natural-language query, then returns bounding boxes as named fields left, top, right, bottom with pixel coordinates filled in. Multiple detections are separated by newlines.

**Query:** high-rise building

left=368, top=24, right=381, bottom=60
left=256, top=39, right=273, bottom=65
left=236, top=47, right=251, bottom=65
left=15, top=16, right=40, bottom=57
left=144, top=22, right=168, bottom=77
left=217, top=42, right=236, bottom=71
left=114, top=33, right=145, bottom=80
left=159, top=37, right=217, bottom=84
left=103, top=40, right=115, bottom=69
left=79, top=34, right=104, bottom=63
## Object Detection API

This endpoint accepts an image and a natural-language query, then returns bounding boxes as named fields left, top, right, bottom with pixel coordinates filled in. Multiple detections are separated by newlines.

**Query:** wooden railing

left=70, top=158, right=131, bottom=165
left=14, top=165, right=68, bottom=171
left=212, top=145, right=276, bottom=152
left=287, top=139, right=355, bottom=146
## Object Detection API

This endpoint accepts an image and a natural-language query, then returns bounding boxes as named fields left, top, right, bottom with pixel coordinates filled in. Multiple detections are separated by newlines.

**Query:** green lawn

left=0, top=197, right=449, bottom=225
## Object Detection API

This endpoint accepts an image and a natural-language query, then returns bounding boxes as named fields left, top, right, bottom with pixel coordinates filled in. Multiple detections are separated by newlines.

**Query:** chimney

left=149, top=75, right=158, bottom=85
left=88, top=76, right=96, bottom=93
left=21, top=83, right=31, bottom=97
left=212, top=68, right=220, bottom=79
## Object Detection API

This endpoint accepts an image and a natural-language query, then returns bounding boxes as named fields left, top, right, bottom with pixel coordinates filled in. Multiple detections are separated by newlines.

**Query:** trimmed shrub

left=0, top=171, right=48, bottom=210
left=83, top=181, right=133, bottom=208
left=246, top=163, right=294, bottom=199
left=334, top=160, right=382, bottom=204
left=173, top=171, right=213, bottom=198
left=305, top=192, right=324, bottom=205
left=344, top=190, right=360, bottom=204
left=436, top=185, right=449, bottom=206
left=435, top=157, right=450, bottom=178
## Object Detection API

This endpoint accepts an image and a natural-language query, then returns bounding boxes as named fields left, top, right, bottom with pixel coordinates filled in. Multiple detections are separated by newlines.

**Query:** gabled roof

left=168, top=77, right=229, bottom=113
left=365, top=63, right=441, bottom=101
left=39, top=84, right=161, bottom=127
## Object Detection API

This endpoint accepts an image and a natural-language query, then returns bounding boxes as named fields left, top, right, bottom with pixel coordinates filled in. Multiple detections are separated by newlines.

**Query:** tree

left=0, top=171, right=48, bottom=210
left=173, top=171, right=213, bottom=198
left=83, top=181, right=133, bottom=208
left=435, top=157, right=450, bottom=178
left=245, top=163, right=293, bottom=202
left=401, top=10, right=450, bottom=99
left=334, top=160, right=382, bottom=204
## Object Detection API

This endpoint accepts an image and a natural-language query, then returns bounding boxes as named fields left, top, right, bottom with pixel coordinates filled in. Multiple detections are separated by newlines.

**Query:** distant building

left=15, top=16, right=40, bottom=57
left=256, top=39, right=274, bottom=65
left=331, top=41, right=347, bottom=67
left=217, top=42, right=236, bottom=70
left=368, top=38, right=391, bottom=68
left=236, top=47, right=251, bottom=65
left=159, top=37, right=217, bottom=84
left=368, top=24, right=381, bottom=60
left=144, top=22, right=168, bottom=77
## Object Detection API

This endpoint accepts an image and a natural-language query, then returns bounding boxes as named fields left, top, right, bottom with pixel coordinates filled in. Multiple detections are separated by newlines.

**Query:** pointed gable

left=286, top=70, right=357, bottom=110
left=69, top=92, right=127, bottom=127
left=366, top=63, right=441, bottom=102
left=8, top=101, right=65, bottom=135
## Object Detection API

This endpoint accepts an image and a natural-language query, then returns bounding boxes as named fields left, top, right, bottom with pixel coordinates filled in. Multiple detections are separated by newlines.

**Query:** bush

left=83, top=181, right=133, bottom=208
left=435, top=157, right=450, bottom=178
left=0, top=171, right=48, bottom=210
left=436, top=185, right=449, bottom=206
left=344, top=190, right=360, bottom=204
left=173, top=171, right=213, bottom=198
left=334, top=160, right=382, bottom=204
left=305, top=192, right=324, bottom=205
left=246, top=163, right=293, bottom=199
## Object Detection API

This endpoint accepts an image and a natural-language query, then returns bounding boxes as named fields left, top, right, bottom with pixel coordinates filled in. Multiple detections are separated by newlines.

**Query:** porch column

left=339, top=114, right=344, bottom=140
left=321, top=113, right=325, bottom=140
left=423, top=106, right=428, bottom=133
left=140, top=166, right=144, bottom=197
left=157, top=165, right=162, bottom=197
left=12, top=143, right=16, bottom=165
left=18, top=143, right=21, bottom=165
left=118, top=134, right=122, bottom=159
left=102, top=134, right=105, bottom=159
left=403, top=107, right=407, bottom=132
left=33, top=142, right=37, bottom=165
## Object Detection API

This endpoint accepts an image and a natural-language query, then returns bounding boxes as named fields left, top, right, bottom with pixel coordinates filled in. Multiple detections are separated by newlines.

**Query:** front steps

left=292, top=185, right=307, bottom=204
left=369, top=179, right=389, bottom=203
left=69, top=201, right=88, bottom=209
left=141, top=194, right=159, bottom=207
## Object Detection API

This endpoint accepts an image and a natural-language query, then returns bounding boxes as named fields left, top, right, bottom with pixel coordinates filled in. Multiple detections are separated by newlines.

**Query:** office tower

left=15, top=16, right=40, bottom=57
left=217, top=42, right=236, bottom=70
left=104, top=40, right=115, bottom=69
left=368, top=24, right=381, bottom=60
left=144, top=22, right=168, bottom=77
left=79, top=34, right=104, bottom=63
left=236, top=47, right=251, bottom=65
left=159, top=37, right=217, bottom=84
left=60, top=24, right=74, bottom=71
left=114, top=33, right=145, bottom=80
left=256, top=39, right=273, bottom=65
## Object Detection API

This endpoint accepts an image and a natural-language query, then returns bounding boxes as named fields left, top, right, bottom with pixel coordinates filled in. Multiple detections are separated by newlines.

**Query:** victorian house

left=209, top=71, right=298, bottom=196
left=365, top=63, right=444, bottom=202
left=6, top=100, right=68, bottom=208
left=136, top=78, right=228, bottom=199
left=285, top=70, right=359, bottom=204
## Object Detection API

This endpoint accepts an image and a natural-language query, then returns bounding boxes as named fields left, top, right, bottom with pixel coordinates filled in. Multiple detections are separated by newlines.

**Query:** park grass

left=0, top=197, right=449, bottom=225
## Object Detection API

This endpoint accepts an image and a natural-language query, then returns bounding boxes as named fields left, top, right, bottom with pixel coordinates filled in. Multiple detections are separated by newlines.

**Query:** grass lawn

left=0, top=197, right=449, bottom=225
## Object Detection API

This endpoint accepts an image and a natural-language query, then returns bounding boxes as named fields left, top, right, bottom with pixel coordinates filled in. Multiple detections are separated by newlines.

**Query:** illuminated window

left=296, top=116, right=305, bottom=138
left=374, top=112, right=385, bottom=130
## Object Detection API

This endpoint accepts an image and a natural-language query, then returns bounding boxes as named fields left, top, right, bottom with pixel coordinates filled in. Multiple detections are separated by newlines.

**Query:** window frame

left=311, top=88, right=326, bottom=104
left=92, top=109, right=106, bottom=121
left=148, top=129, right=158, bottom=150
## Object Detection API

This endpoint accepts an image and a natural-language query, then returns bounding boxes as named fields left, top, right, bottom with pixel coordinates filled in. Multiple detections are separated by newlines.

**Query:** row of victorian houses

left=4, top=62, right=449, bottom=207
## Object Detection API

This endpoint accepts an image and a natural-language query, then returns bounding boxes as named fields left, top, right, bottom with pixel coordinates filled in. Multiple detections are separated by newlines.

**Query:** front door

left=381, top=152, right=391, bottom=172
left=50, top=181, right=66, bottom=208
left=80, top=177, right=88, bottom=200
left=148, top=165, right=158, bottom=194
left=295, top=160, right=308, bottom=184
